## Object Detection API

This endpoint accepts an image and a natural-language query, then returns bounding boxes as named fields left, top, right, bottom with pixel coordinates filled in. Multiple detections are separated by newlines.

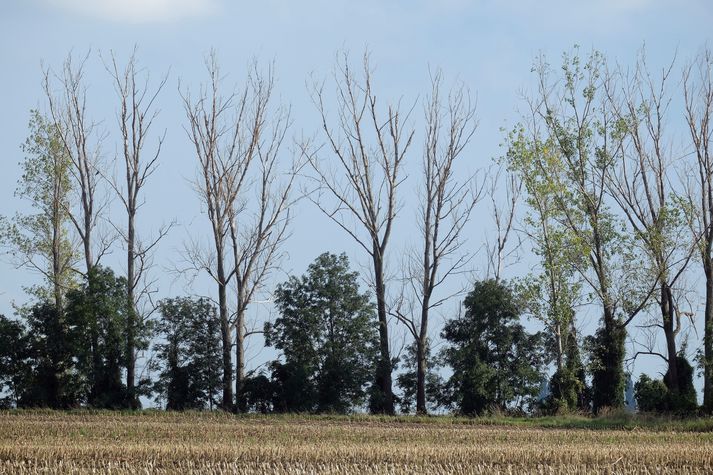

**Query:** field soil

left=0, top=411, right=712, bottom=474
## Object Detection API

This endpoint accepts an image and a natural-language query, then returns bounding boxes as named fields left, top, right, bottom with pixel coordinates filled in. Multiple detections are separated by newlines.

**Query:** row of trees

left=1, top=46, right=713, bottom=415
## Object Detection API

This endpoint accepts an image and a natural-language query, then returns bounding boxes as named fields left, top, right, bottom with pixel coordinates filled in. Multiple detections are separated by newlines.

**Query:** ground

left=0, top=411, right=712, bottom=474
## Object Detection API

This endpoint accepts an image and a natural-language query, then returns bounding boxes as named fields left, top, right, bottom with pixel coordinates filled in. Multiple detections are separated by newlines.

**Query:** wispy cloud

left=45, top=0, right=218, bottom=24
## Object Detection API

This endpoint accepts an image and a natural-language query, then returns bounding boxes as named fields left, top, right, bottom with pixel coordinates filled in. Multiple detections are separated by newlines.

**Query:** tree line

left=1, top=45, right=712, bottom=416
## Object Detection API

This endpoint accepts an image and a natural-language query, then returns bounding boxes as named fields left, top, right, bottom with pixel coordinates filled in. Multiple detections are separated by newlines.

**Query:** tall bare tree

left=105, top=48, right=169, bottom=409
left=606, top=53, right=696, bottom=397
left=182, top=53, right=238, bottom=409
left=393, top=73, right=480, bottom=415
left=305, top=52, right=414, bottom=414
left=225, top=63, right=298, bottom=410
left=43, top=52, right=110, bottom=276
left=182, top=54, right=293, bottom=411
left=683, top=47, right=713, bottom=412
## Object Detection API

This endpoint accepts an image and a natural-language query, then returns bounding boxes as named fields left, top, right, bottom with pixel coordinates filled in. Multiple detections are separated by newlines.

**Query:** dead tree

left=225, top=63, right=298, bottom=411
left=606, top=52, right=697, bottom=396
left=105, top=48, right=170, bottom=409
left=43, top=52, right=110, bottom=275
left=182, top=52, right=239, bottom=410
left=485, top=163, right=521, bottom=282
left=682, top=47, right=713, bottom=412
left=394, top=72, right=481, bottom=415
left=305, top=52, right=414, bottom=414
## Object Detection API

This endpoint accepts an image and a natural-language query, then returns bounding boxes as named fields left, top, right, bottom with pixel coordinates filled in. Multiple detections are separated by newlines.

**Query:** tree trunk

left=415, top=336, right=427, bottom=415
left=234, top=307, right=245, bottom=412
left=126, top=209, right=137, bottom=409
left=217, top=258, right=233, bottom=411
left=661, top=283, right=680, bottom=394
left=704, top=258, right=713, bottom=412
left=372, top=251, right=394, bottom=415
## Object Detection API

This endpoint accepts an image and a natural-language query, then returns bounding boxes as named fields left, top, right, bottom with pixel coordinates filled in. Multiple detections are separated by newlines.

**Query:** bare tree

left=606, top=52, right=697, bottom=396
left=225, top=63, right=298, bottom=410
left=105, top=48, right=170, bottom=409
left=43, top=52, right=110, bottom=276
left=305, top=51, right=414, bottom=414
left=182, top=52, right=238, bottom=410
left=393, top=72, right=481, bottom=415
left=683, top=47, right=713, bottom=411
left=486, top=164, right=521, bottom=282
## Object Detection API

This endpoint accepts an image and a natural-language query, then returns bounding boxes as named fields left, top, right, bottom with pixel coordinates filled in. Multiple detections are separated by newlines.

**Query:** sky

left=1, top=0, right=713, bottom=404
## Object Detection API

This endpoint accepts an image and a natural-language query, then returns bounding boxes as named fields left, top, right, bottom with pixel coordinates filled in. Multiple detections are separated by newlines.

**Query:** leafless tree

left=606, top=52, right=697, bottom=395
left=682, top=47, right=713, bottom=411
left=485, top=164, right=521, bottom=282
left=182, top=54, right=294, bottom=411
left=105, top=48, right=170, bottom=409
left=182, top=52, right=239, bottom=410
left=393, top=72, right=481, bottom=415
left=225, top=63, right=299, bottom=410
left=43, top=51, right=111, bottom=275
left=304, top=51, right=414, bottom=414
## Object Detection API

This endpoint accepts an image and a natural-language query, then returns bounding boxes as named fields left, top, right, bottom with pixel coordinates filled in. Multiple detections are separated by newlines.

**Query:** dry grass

left=0, top=411, right=711, bottom=474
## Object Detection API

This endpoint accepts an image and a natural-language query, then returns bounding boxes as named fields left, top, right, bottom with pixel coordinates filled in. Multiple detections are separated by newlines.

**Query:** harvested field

left=0, top=411, right=711, bottom=474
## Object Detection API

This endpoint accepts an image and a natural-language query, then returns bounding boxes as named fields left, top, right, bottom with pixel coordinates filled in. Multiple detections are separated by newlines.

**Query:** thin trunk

left=217, top=255, right=233, bottom=411
left=235, top=305, right=245, bottom=412
left=415, top=334, right=427, bottom=415
left=661, top=283, right=680, bottom=393
left=126, top=208, right=137, bottom=408
left=704, top=258, right=713, bottom=412
left=372, top=250, right=394, bottom=415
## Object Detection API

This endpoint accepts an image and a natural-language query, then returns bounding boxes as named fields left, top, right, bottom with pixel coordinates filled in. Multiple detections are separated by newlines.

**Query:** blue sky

left=1, top=0, right=712, bottom=401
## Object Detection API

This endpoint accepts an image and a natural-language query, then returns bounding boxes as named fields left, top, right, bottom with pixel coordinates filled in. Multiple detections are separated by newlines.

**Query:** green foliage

left=587, top=321, right=626, bottom=412
left=396, top=341, right=444, bottom=414
left=20, top=302, right=80, bottom=408
left=266, top=252, right=379, bottom=414
left=635, top=356, right=698, bottom=413
left=1, top=110, right=76, bottom=303
left=0, top=315, right=32, bottom=408
left=154, top=297, right=222, bottom=410
left=65, top=267, right=130, bottom=408
left=440, top=279, right=545, bottom=416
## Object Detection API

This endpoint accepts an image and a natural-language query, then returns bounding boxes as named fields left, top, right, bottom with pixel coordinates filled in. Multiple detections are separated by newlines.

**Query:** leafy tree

left=0, top=315, right=32, bottom=408
left=0, top=110, right=76, bottom=314
left=154, top=297, right=222, bottom=410
left=65, top=267, right=130, bottom=408
left=440, top=279, right=545, bottom=415
left=396, top=341, right=444, bottom=414
left=635, top=357, right=697, bottom=413
left=266, top=253, right=379, bottom=413
left=20, top=302, right=79, bottom=408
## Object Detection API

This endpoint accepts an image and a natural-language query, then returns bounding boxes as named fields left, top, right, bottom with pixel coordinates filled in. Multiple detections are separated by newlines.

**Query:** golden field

left=0, top=411, right=712, bottom=474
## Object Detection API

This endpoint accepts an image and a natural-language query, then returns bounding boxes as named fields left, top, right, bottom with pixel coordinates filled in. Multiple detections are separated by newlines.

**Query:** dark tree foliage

left=240, top=372, right=274, bottom=414
left=440, top=279, right=545, bottom=416
left=397, top=341, right=444, bottom=414
left=0, top=315, right=32, bottom=408
left=635, top=356, right=697, bottom=413
left=587, top=321, right=626, bottom=413
left=265, top=253, right=379, bottom=414
left=65, top=266, right=130, bottom=409
left=21, top=302, right=79, bottom=408
left=544, top=327, right=589, bottom=413
left=154, top=297, right=222, bottom=410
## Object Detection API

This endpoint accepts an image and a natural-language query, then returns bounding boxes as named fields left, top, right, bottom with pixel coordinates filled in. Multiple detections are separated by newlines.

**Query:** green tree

left=396, top=341, right=444, bottom=414
left=440, top=279, right=545, bottom=415
left=513, top=48, right=654, bottom=412
left=0, top=315, right=32, bottom=408
left=266, top=252, right=379, bottom=413
left=1, top=110, right=76, bottom=316
left=65, top=267, right=130, bottom=408
left=154, top=297, right=222, bottom=410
